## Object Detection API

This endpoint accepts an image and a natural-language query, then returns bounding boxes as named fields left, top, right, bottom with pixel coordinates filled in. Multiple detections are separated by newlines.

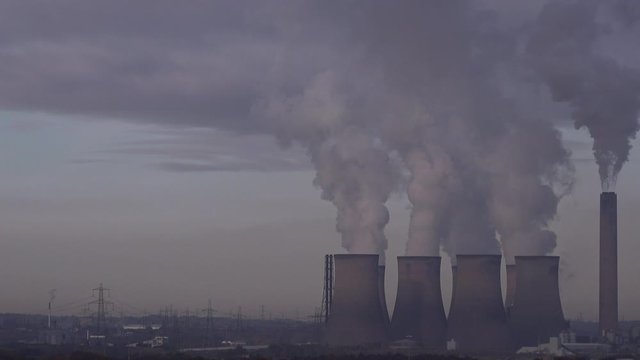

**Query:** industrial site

left=1, top=0, right=640, bottom=359
left=321, top=188, right=623, bottom=355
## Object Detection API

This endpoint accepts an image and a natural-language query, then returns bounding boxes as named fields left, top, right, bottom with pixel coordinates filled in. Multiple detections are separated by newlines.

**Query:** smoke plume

left=527, top=0, right=640, bottom=191
left=260, top=69, right=396, bottom=262
left=0, top=0, right=636, bottom=262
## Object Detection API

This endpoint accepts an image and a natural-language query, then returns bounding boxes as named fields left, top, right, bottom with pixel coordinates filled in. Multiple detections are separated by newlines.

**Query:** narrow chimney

left=600, top=192, right=618, bottom=335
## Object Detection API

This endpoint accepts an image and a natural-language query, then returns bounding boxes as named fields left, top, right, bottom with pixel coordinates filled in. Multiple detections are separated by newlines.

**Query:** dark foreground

left=0, top=348, right=588, bottom=360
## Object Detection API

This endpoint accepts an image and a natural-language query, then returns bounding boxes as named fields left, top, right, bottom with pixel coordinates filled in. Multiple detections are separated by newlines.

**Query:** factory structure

left=321, top=192, right=622, bottom=355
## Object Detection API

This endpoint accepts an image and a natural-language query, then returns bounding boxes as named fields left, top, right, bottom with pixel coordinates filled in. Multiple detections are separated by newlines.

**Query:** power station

left=322, top=192, right=622, bottom=354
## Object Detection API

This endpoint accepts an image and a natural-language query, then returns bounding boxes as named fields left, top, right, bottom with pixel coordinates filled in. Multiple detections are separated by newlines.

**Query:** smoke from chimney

left=1, top=1, right=637, bottom=268
left=527, top=0, right=640, bottom=191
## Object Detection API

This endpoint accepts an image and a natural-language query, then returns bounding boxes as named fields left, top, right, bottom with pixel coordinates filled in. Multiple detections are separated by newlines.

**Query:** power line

left=88, top=283, right=113, bottom=336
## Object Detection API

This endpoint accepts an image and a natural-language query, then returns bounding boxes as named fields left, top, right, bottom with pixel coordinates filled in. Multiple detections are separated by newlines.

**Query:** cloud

left=105, top=128, right=311, bottom=172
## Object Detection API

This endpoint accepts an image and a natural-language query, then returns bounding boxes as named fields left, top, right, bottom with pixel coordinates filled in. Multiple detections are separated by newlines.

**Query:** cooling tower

left=326, top=254, right=389, bottom=346
left=447, top=255, right=512, bottom=354
left=378, top=265, right=391, bottom=329
left=600, top=192, right=618, bottom=335
left=509, top=256, right=566, bottom=347
left=505, top=264, right=516, bottom=316
left=390, top=256, right=446, bottom=349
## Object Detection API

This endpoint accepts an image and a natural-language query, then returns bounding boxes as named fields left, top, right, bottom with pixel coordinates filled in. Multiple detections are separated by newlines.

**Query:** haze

left=0, top=0, right=639, bottom=322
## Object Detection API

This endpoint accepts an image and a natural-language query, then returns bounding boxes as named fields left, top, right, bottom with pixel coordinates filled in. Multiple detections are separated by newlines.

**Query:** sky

left=0, top=1, right=640, bottom=321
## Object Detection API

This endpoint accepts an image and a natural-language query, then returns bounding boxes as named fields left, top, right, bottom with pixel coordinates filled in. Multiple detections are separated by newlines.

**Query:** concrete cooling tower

left=509, top=256, right=566, bottom=348
left=600, top=192, right=618, bottom=335
left=378, top=265, right=391, bottom=330
left=325, top=254, right=389, bottom=346
left=390, top=256, right=447, bottom=350
left=447, top=255, right=512, bottom=354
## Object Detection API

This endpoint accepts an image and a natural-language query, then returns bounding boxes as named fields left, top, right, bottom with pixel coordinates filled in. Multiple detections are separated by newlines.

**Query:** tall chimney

left=509, top=256, right=566, bottom=348
left=600, top=192, right=618, bottom=335
left=505, top=264, right=516, bottom=317
left=390, top=256, right=447, bottom=350
left=378, top=265, right=391, bottom=330
left=447, top=255, right=512, bottom=354
left=326, top=254, right=389, bottom=346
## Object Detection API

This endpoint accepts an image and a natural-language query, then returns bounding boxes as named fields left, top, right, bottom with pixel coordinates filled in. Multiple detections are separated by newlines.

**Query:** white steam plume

left=527, top=0, right=640, bottom=191
left=260, top=70, right=396, bottom=262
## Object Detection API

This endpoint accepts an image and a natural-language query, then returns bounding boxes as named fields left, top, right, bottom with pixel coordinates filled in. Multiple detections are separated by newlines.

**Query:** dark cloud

left=0, top=0, right=637, bottom=260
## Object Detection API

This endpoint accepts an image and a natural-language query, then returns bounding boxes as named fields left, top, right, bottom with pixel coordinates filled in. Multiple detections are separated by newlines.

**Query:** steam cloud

left=527, top=0, right=640, bottom=191
left=0, top=0, right=637, bottom=261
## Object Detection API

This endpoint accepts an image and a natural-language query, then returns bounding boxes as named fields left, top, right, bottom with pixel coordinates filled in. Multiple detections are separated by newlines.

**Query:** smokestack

left=509, top=256, right=566, bottom=347
left=390, top=256, right=446, bottom=350
left=378, top=265, right=391, bottom=330
left=326, top=254, right=389, bottom=346
left=600, top=192, right=618, bottom=335
left=505, top=264, right=516, bottom=316
left=447, top=255, right=512, bottom=354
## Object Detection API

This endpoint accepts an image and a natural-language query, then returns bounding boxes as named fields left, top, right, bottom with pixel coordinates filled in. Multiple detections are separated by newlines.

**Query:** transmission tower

left=89, top=283, right=113, bottom=336
left=235, top=306, right=244, bottom=337
left=204, top=299, right=215, bottom=346
left=48, top=289, right=56, bottom=329
left=321, top=255, right=334, bottom=323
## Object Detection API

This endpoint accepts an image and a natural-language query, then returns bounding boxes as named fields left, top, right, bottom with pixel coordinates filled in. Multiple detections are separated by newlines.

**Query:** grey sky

left=0, top=1, right=640, bottom=321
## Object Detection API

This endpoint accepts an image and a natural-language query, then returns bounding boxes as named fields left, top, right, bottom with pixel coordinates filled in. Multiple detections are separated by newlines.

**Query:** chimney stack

left=509, top=256, right=566, bottom=347
left=326, top=254, right=389, bottom=346
left=447, top=255, right=512, bottom=353
left=600, top=192, right=618, bottom=335
left=390, top=256, right=447, bottom=350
